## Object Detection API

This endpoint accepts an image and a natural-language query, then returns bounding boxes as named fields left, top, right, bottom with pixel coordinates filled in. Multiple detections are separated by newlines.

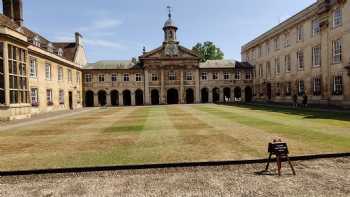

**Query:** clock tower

left=163, top=6, right=179, bottom=56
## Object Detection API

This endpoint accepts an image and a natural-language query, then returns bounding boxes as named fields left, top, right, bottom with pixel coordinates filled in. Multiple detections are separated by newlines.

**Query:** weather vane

left=167, top=6, right=172, bottom=18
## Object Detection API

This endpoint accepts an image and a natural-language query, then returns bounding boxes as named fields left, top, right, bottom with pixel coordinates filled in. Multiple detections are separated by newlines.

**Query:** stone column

left=219, top=88, right=224, bottom=103
left=94, top=93, right=99, bottom=107
left=131, top=92, right=136, bottom=106
left=320, top=22, right=330, bottom=103
left=180, top=70, right=184, bottom=104
left=119, top=92, right=123, bottom=106
left=160, top=69, right=165, bottom=104
left=209, top=89, right=213, bottom=103
left=144, top=69, right=150, bottom=105
left=3, top=42, right=10, bottom=106
left=106, top=93, right=111, bottom=106
left=241, top=87, right=246, bottom=102
left=231, top=88, right=235, bottom=102
left=195, top=69, right=200, bottom=103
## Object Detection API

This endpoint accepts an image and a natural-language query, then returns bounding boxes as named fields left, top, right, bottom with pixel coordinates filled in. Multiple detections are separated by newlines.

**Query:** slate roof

left=0, top=14, right=77, bottom=62
left=199, top=60, right=236, bottom=69
left=84, top=60, right=142, bottom=70
left=200, top=60, right=254, bottom=69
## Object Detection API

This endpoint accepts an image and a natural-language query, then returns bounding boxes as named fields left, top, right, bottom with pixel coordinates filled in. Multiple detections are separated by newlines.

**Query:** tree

left=192, top=41, right=224, bottom=62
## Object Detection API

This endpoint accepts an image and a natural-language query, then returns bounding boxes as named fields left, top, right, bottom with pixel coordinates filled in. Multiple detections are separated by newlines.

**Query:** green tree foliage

left=192, top=41, right=224, bottom=62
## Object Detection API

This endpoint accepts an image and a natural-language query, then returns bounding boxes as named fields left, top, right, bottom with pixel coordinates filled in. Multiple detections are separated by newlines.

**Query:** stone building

left=241, top=0, right=350, bottom=107
left=0, top=0, right=87, bottom=120
left=83, top=12, right=254, bottom=106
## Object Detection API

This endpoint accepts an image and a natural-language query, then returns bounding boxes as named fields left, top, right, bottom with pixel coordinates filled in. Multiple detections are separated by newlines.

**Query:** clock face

left=165, top=44, right=178, bottom=56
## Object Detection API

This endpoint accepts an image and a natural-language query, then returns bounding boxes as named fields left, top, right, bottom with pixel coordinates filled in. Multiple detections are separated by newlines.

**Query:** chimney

left=75, top=32, right=84, bottom=46
left=13, top=0, right=23, bottom=26
left=3, top=0, right=14, bottom=20
left=2, top=0, right=23, bottom=26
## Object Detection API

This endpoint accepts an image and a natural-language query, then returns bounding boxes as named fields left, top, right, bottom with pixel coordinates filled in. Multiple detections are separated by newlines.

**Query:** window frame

left=31, top=88, right=39, bottom=106
left=29, top=57, right=37, bottom=78
left=59, top=89, right=65, bottom=105
left=46, top=89, right=53, bottom=106
left=98, top=74, right=105, bottom=82
left=201, top=72, right=208, bottom=81
left=185, top=72, right=193, bottom=81
left=58, top=66, right=63, bottom=81
left=223, top=72, right=230, bottom=80
left=85, top=74, right=92, bottom=83
left=333, top=75, right=343, bottom=96
left=45, top=63, right=52, bottom=80
left=234, top=70, right=241, bottom=80
left=168, top=71, right=176, bottom=81
left=333, top=7, right=342, bottom=28
left=297, top=50, right=304, bottom=70
left=111, top=73, right=118, bottom=82
left=332, top=39, right=342, bottom=64
left=151, top=73, right=159, bottom=81
left=312, top=46, right=321, bottom=67
left=135, top=73, right=142, bottom=81
left=123, top=73, right=129, bottom=82
left=212, top=72, right=219, bottom=80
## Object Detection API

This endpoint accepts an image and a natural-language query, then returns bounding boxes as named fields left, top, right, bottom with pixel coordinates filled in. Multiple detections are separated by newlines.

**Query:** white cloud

left=85, top=39, right=125, bottom=49
left=78, top=19, right=122, bottom=32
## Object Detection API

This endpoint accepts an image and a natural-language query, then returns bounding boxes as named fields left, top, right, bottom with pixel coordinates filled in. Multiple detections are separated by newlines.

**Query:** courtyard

left=0, top=104, right=349, bottom=171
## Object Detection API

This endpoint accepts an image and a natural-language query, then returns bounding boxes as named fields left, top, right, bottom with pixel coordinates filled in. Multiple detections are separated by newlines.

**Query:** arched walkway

left=123, top=90, right=131, bottom=106
left=85, top=90, right=94, bottom=107
left=98, top=90, right=107, bottom=106
left=234, top=87, right=242, bottom=101
left=245, top=86, right=253, bottom=102
left=201, top=88, right=209, bottom=103
left=135, top=89, right=144, bottom=106
left=110, top=90, right=119, bottom=106
left=167, top=88, right=179, bottom=104
left=185, top=88, right=194, bottom=104
left=223, top=87, right=231, bottom=102
left=151, top=89, right=160, bottom=105
left=212, top=88, right=220, bottom=103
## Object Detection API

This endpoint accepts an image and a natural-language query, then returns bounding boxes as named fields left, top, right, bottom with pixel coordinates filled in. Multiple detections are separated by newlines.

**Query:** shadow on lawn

left=221, top=103, right=350, bottom=122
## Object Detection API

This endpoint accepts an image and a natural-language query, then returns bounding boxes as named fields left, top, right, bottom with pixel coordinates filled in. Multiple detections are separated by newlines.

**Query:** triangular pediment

left=140, top=44, right=200, bottom=60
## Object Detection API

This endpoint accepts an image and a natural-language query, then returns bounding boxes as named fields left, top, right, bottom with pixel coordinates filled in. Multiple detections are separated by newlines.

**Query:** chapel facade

left=83, top=12, right=254, bottom=106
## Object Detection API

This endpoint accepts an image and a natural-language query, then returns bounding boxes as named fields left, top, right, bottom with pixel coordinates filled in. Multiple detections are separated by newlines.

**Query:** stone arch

left=135, top=89, right=144, bottom=106
left=245, top=86, right=253, bottom=102
left=167, top=88, right=179, bottom=104
left=123, top=90, right=131, bottom=106
left=234, top=87, right=242, bottom=101
left=185, top=88, right=194, bottom=104
left=212, top=87, right=220, bottom=103
left=151, top=89, right=160, bottom=105
left=98, top=90, right=107, bottom=106
left=201, top=88, right=209, bottom=103
left=110, top=90, right=119, bottom=106
left=223, top=87, right=231, bottom=102
left=85, top=90, right=94, bottom=107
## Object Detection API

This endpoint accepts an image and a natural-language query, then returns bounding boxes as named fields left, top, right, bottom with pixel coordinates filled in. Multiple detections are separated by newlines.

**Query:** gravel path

left=0, top=157, right=349, bottom=197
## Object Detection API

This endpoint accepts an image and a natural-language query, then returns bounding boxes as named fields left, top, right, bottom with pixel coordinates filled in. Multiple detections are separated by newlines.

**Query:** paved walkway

left=0, top=108, right=98, bottom=131
left=0, top=158, right=349, bottom=197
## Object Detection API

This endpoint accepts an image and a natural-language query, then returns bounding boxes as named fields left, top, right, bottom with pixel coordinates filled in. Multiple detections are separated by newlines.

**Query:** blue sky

left=11, top=0, right=315, bottom=62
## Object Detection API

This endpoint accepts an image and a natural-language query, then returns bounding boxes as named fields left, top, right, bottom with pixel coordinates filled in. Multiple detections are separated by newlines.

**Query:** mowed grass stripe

left=166, top=106, right=262, bottom=160
left=216, top=104, right=350, bottom=137
left=104, top=107, right=150, bottom=133
left=194, top=105, right=350, bottom=152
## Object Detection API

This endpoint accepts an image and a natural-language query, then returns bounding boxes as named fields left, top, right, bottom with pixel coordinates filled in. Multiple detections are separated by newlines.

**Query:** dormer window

left=33, top=35, right=41, bottom=47
left=58, top=48, right=63, bottom=57
left=47, top=43, right=54, bottom=53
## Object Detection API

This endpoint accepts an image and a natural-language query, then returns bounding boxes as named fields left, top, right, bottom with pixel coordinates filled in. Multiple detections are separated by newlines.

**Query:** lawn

left=0, top=104, right=349, bottom=171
